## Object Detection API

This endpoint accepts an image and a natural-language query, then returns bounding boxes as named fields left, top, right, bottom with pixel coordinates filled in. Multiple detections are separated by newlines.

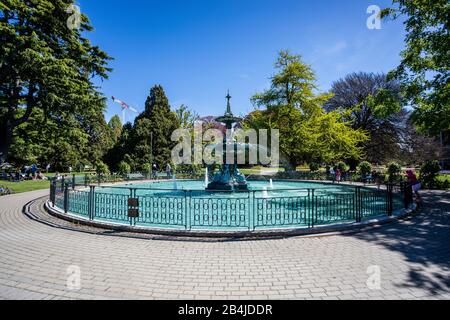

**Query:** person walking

left=335, top=168, right=342, bottom=183
left=406, top=169, right=423, bottom=208
left=152, top=163, right=157, bottom=179
left=166, top=163, right=172, bottom=179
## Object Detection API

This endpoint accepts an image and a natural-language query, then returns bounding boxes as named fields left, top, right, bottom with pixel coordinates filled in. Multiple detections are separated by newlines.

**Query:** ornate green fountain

left=206, top=92, right=249, bottom=191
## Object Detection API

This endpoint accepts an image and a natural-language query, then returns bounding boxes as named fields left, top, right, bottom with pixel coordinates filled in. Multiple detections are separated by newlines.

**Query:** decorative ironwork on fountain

left=206, top=92, right=249, bottom=191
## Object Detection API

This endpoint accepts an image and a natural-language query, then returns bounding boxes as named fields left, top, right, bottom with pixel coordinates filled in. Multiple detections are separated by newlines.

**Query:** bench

left=126, top=173, right=145, bottom=180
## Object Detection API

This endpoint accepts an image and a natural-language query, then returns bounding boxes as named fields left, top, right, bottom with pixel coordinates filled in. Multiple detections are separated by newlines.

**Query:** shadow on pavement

left=345, top=190, right=450, bottom=296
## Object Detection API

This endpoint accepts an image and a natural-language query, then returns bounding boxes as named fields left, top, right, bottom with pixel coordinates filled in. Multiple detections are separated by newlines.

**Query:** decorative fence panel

left=67, top=190, right=90, bottom=217
left=189, top=193, right=251, bottom=230
left=49, top=180, right=414, bottom=232
left=137, top=194, right=186, bottom=228
left=314, top=192, right=356, bottom=226
left=254, top=194, right=309, bottom=228
left=360, top=189, right=389, bottom=220
left=93, top=192, right=129, bottom=223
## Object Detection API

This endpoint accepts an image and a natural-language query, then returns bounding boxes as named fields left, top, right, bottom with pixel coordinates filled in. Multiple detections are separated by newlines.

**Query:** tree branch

left=13, top=84, right=36, bottom=126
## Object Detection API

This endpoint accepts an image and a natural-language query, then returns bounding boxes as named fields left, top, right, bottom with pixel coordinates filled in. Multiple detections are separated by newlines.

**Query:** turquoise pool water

left=59, top=180, right=403, bottom=232
left=98, top=180, right=357, bottom=196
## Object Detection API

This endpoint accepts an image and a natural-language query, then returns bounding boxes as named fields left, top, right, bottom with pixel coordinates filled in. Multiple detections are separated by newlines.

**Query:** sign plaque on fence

left=128, top=208, right=139, bottom=218
left=128, top=198, right=139, bottom=207
left=128, top=198, right=139, bottom=218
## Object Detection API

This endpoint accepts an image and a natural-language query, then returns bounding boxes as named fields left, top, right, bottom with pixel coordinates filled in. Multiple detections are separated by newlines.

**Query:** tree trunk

left=0, top=118, right=14, bottom=164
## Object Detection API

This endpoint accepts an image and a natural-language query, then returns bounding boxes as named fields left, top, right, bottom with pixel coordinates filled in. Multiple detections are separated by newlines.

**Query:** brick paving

left=0, top=189, right=449, bottom=300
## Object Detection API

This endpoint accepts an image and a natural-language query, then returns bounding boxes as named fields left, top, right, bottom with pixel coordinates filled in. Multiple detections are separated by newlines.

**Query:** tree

left=128, top=85, right=180, bottom=169
left=108, top=115, right=123, bottom=144
left=382, top=0, right=450, bottom=135
left=325, top=72, right=405, bottom=164
left=398, top=118, right=442, bottom=165
left=420, top=160, right=441, bottom=188
left=8, top=106, right=112, bottom=172
left=117, top=161, right=131, bottom=175
left=246, top=51, right=367, bottom=170
left=387, top=161, right=402, bottom=182
left=104, top=123, right=134, bottom=171
left=358, top=161, right=372, bottom=177
left=175, top=104, right=199, bottom=129
left=0, top=0, right=112, bottom=163
left=95, top=161, right=109, bottom=174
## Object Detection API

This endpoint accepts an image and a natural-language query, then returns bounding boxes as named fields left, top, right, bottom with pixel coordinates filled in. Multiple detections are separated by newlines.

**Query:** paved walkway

left=0, top=189, right=449, bottom=300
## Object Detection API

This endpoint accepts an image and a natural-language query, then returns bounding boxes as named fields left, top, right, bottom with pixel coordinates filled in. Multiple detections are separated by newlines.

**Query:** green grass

left=437, top=174, right=450, bottom=185
left=1, top=180, right=50, bottom=194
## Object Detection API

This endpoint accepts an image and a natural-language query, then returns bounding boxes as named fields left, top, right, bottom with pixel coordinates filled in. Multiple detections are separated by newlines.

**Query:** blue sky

left=78, top=0, right=406, bottom=123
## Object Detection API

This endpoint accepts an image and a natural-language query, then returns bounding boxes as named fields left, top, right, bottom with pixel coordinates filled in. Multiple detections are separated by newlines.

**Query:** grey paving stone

left=0, top=189, right=449, bottom=300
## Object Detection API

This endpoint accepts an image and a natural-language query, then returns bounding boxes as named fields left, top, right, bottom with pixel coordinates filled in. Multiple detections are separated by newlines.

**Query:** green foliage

left=141, top=163, right=152, bottom=174
left=436, top=175, right=450, bottom=190
left=309, top=162, right=320, bottom=172
left=387, top=161, right=402, bottom=182
left=108, top=115, right=123, bottom=144
left=358, top=161, right=372, bottom=176
left=7, top=106, right=113, bottom=171
left=420, top=160, right=441, bottom=188
left=117, top=161, right=131, bottom=174
left=326, top=72, right=405, bottom=164
left=106, top=86, right=180, bottom=171
left=175, top=105, right=199, bottom=129
left=95, top=161, right=110, bottom=175
left=245, top=51, right=367, bottom=170
left=382, top=0, right=450, bottom=135
left=0, top=0, right=112, bottom=168
left=133, top=85, right=180, bottom=169
left=335, top=161, right=349, bottom=173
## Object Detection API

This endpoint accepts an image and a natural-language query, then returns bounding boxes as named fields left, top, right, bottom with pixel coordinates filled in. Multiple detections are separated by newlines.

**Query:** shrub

left=336, top=161, right=349, bottom=173
left=95, top=161, right=110, bottom=175
left=141, top=163, right=152, bottom=176
left=118, top=161, right=131, bottom=175
left=358, top=161, right=372, bottom=177
left=387, top=161, right=402, bottom=182
left=309, top=162, right=321, bottom=172
left=420, top=160, right=441, bottom=189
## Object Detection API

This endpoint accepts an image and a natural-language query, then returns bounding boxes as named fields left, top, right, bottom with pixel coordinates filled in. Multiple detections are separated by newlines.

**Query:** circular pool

left=52, top=179, right=403, bottom=233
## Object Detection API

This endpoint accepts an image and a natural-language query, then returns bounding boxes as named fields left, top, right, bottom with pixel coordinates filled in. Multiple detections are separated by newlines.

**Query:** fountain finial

left=226, top=90, right=232, bottom=115
left=216, top=91, right=241, bottom=130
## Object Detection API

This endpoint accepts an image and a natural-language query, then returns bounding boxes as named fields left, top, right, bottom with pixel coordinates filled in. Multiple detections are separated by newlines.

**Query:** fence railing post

left=355, top=186, right=362, bottom=222
left=88, top=185, right=95, bottom=220
left=185, top=191, right=191, bottom=231
left=50, top=180, right=56, bottom=206
left=63, top=184, right=69, bottom=213
left=127, top=188, right=137, bottom=226
left=249, top=191, right=255, bottom=231
left=387, top=184, right=393, bottom=216
left=253, top=191, right=257, bottom=231
left=306, top=189, right=311, bottom=228
left=72, top=174, right=76, bottom=190
left=311, top=189, right=316, bottom=228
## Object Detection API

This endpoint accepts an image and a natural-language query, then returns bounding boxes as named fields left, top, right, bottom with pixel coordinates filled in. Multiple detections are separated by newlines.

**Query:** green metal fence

left=49, top=175, right=413, bottom=232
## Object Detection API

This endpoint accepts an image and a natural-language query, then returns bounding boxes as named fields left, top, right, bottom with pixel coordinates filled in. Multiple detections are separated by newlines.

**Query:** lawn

left=1, top=180, right=51, bottom=194
left=437, top=174, right=450, bottom=186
